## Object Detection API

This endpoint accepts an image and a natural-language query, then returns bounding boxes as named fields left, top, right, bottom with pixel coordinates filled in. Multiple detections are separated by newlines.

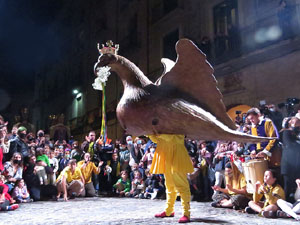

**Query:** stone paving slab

left=1, top=197, right=299, bottom=224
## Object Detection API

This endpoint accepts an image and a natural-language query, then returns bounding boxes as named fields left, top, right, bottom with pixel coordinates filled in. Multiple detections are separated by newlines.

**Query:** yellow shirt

left=228, top=173, right=247, bottom=196
left=254, top=184, right=285, bottom=208
left=77, top=161, right=100, bottom=183
left=57, top=166, right=83, bottom=184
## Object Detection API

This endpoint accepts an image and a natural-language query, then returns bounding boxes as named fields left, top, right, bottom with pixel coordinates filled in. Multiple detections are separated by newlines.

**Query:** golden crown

left=97, top=40, right=119, bottom=55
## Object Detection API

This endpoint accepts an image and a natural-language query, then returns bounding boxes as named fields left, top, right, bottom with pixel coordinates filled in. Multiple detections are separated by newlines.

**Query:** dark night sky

left=0, top=0, right=72, bottom=111
left=0, top=0, right=62, bottom=83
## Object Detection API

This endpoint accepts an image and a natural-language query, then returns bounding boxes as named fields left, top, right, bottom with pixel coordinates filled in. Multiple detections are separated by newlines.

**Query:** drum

left=242, top=159, right=268, bottom=194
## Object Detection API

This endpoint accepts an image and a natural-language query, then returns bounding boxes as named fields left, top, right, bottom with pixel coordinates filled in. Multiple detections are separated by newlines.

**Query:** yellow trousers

left=149, top=134, right=193, bottom=218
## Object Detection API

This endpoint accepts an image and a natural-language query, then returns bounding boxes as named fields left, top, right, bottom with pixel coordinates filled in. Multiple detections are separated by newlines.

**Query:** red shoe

left=178, top=215, right=190, bottom=223
left=7, top=204, right=19, bottom=211
left=155, top=211, right=175, bottom=218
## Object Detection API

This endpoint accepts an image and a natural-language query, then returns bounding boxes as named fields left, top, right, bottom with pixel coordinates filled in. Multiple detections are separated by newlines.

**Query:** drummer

left=246, top=108, right=279, bottom=159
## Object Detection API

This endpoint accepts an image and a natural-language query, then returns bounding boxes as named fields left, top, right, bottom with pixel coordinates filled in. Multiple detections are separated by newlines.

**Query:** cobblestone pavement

left=1, top=197, right=299, bottom=225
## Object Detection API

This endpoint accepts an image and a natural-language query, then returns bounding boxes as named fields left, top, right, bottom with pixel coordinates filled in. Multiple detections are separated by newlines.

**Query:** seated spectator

left=12, top=179, right=32, bottom=203
left=0, top=186, right=19, bottom=211
left=211, top=162, right=250, bottom=210
left=3, top=152, right=23, bottom=191
left=56, top=159, right=85, bottom=201
left=128, top=169, right=144, bottom=198
left=23, top=155, right=42, bottom=201
left=142, top=170, right=165, bottom=200
left=77, top=153, right=103, bottom=197
left=246, top=169, right=285, bottom=218
left=0, top=175, right=15, bottom=205
left=113, top=170, right=130, bottom=197
left=277, top=179, right=300, bottom=220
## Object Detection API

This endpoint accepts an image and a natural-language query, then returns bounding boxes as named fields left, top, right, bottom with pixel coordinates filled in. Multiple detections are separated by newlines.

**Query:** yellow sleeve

left=264, top=120, right=277, bottom=151
left=267, top=185, right=285, bottom=205
left=92, top=163, right=100, bottom=175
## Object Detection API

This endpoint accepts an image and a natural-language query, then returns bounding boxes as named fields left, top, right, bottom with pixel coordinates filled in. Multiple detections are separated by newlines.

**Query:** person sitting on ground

left=0, top=175, right=15, bottom=205
left=3, top=152, right=23, bottom=192
left=77, top=152, right=103, bottom=197
left=128, top=169, right=144, bottom=198
left=277, top=178, right=300, bottom=220
left=246, top=169, right=285, bottom=218
left=113, top=170, right=130, bottom=197
left=0, top=186, right=19, bottom=211
left=211, top=162, right=250, bottom=210
left=56, top=159, right=85, bottom=201
left=142, top=169, right=164, bottom=200
left=12, top=179, right=32, bottom=203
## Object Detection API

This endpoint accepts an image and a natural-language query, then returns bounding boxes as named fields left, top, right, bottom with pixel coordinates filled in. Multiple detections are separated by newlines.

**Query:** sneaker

left=211, top=202, right=221, bottom=208
left=245, top=206, right=257, bottom=214
left=69, top=192, right=76, bottom=199
left=7, top=204, right=19, bottom=211
left=262, top=210, right=276, bottom=218
left=151, top=192, right=158, bottom=200
left=178, top=215, right=190, bottom=223
left=276, top=210, right=289, bottom=218
left=155, top=211, right=175, bottom=218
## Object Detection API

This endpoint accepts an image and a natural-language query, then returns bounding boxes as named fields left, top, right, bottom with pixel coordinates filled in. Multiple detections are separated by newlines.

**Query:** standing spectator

left=0, top=124, right=6, bottom=172
left=77, top=153, right=103, bottom=197
left=56, top=159, right=85, bottom=201
left=129, top=139, right=144, bottom=168
left=119, top=143, right=130, bottom=171
left=35, top=130, right=46, bottom=148
left=7, top=126, right=29, bottom=162
left=81, top=131, right=101, bottom=161
left=247, top=108, right=279, bottom=159
left=48, top=150, right=59, bottom=185
left=281, top=117, right=300, bottom=202
left=70, top=141, right=82, bottom=162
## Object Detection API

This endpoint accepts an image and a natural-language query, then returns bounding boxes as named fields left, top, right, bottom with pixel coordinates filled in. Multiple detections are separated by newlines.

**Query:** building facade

left=33, top=0, right=300, bottom=141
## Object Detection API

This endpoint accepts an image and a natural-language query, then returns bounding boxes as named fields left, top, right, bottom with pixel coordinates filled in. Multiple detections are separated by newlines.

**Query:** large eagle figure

left=94, top=39, right=273, bottom=143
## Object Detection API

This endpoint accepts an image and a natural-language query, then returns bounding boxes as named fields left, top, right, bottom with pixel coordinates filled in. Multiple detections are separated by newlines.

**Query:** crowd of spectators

left=1, top=104, right=300, bottom=221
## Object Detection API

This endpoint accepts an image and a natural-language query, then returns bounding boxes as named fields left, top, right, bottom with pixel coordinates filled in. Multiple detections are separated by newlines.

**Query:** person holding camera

left=77, top=152, right=103, bottom=197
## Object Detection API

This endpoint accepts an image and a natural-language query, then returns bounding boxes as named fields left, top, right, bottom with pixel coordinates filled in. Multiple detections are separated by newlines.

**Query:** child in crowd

left=246, top=169, right=285, bottom=218
left=142, top=169, right=164, bottom=200
left=0, top=186, right=19, bottom=211
left=277, top=178, right=300, bottom=220
left=129, top=170, right=144, bottom=197
left=0, top=175, right=15, bottom=204
left=12, top=179, right=32, bottom=203
left=48, top=150, right=59, bottom=185
left=113, top=170, right=130, bottom=197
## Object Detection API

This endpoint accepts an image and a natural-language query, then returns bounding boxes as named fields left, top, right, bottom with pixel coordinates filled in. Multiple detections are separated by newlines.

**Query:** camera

left=235, top=110, right=242, bottom=115
left=278, top=98, right=300, bottom=116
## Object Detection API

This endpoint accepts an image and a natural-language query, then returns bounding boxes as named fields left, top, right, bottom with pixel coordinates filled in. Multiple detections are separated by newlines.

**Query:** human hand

left=256, top=152, right=267, bottom=158
left=85, top=136, right=90, bottom=142
left=226, top=184, right=233, bottom=191
left=296, top=179, right=300, bottom=188
left=64, top=194, right=68, bottom=202
left=250, top=151, right=256, bottom=158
